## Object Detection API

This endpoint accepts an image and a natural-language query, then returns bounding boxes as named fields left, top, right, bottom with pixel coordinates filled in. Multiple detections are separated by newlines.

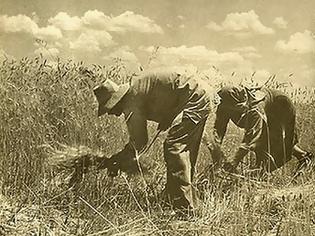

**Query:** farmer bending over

left=93, top=69, right=213, bottom=214
left=212, top=85, right=313, bottom=173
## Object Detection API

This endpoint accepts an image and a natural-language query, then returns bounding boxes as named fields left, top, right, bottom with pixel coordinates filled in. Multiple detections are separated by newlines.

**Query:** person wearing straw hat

left=212, top=85, right=313, bottom=174
left=93, top=68, right=214, bottom=214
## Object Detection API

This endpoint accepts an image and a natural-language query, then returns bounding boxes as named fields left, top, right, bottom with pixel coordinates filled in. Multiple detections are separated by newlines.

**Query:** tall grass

left=0, top=57, right=314, bottom=235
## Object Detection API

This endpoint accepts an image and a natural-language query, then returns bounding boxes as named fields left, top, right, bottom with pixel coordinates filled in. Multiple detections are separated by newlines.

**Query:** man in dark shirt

left=213, top=85, right=313, bottom=173
left=93, top=68, right=213, bottom=213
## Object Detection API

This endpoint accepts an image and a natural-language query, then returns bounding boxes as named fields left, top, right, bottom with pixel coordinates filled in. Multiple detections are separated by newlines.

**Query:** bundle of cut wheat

left=45, top=145, right=110, bottom=187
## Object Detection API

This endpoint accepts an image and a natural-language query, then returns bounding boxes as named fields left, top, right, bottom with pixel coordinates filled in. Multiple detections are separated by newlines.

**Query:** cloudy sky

left=0, top=0, right=314, bottom=86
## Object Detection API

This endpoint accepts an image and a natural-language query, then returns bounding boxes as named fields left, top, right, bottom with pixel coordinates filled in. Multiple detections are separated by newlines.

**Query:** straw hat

left=93, top=79, right=130, bottom=116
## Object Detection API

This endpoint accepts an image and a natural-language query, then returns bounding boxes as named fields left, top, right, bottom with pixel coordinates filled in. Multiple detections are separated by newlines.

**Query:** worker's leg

left=189, top=119, right=206, bottom=178
left=163, top=115, right=206, bottom=211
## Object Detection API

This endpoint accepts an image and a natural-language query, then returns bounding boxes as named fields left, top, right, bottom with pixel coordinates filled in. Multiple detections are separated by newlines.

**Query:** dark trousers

left=255, top=94, right=298, bottom=172
left=163, top=114, right=207, bottom=210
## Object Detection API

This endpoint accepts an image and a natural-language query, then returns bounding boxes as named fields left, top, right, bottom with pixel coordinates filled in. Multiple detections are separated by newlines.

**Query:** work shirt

left=213, top=86, right=298, bottom=158
left=119, top=69, right=214, bottom=156
left=214, top=86, right=268, bottom=151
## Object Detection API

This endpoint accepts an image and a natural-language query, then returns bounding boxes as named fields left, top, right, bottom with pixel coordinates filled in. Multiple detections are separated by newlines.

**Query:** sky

left=0, top=0, right=314, bottom=86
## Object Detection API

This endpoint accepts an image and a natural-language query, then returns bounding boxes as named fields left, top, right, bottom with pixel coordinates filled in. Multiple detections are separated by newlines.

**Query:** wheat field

left=0, top=57, right=314, bottom=236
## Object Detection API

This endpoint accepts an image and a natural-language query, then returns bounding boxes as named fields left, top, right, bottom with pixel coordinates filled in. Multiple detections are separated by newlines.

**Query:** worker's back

left=127, top=69, right=213, bottom=124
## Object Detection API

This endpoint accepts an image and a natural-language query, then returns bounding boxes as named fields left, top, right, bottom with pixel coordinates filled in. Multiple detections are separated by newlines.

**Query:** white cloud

left=206, top=22, right=222, bottom=31
left=81, top=10, right=111, bottom=29
left=1, top=10, right=163, bottom=50
left=103, top=46, right=140, bottom=71
left=232, top=46, right=261, bottom=58
left=279, top=65, right=315, bottom=87
left=141, top=45, right=246, bottom=67
left=179, top=24, right=185, bottom=29
left=206, top=10, right=274, bottom=35
left=110, top=11, right=163, bottom=34
left=0, top=14, right=63, bottom=41
left=50, top=10, right=163, bottom=34
left=232, top=46, right=257, bottom=53
left=69, top=30, right=115, bottom=52
left=0, top=14, right=38, bottom=34
left=273, top=17, right=288, bottom=29
left=245, top=52, right=262, bottom=58
left=177, top=15, right=185, bottom=20
left=31, top=12, right=40, bottom=24
left=140, top=45, right=273, bottom=86
left=253, top=69, right=271, bottom=82
left=104, top=46, right=138, bottom=62
left=35, top=25, right=63, bottom=40
left=34, top=47, right=60, bottom=57
left=70, top=35, right=101, bottom=52
left=48, top=12, right=82, bottom=31
left=275, top=30, right=315, bottom=54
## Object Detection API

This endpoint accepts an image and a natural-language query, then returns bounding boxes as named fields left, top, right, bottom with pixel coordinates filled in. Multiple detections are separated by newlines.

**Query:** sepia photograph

left=0, top=0, right=314, bottom=235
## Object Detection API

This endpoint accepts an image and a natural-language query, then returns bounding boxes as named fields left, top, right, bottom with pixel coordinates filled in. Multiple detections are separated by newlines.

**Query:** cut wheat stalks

left=45, top=144, right=110, bottom=187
